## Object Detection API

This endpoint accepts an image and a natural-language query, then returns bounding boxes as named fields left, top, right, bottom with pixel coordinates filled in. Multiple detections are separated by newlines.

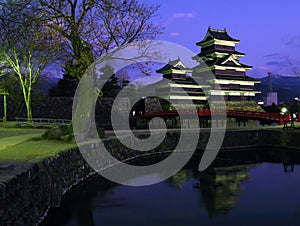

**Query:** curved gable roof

left=197, top=27, right=240, bottom=46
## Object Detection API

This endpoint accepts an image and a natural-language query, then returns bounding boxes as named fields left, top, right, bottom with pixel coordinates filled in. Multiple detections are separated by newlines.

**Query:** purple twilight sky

left=144, top=0, right=300, bottom=78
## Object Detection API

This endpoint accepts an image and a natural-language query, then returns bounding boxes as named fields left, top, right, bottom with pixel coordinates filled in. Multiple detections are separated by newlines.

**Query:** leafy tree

left=0, top=87, right=8, bottom=121
left=99, top=64, right=133, bottom=98
left=100, top=64, right=120, bottom=98
left=0, top=74, right=23, bottom=118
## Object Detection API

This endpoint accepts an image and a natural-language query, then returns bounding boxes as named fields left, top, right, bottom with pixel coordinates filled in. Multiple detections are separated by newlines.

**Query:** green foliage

left=0, top=71, right=23, bottom=117
left=60, top=134, right=75, bottom=143
left=42, top=124, right=104, bottom=141
left=63, top=45, right=94, bottom=80
left=42, top=125, right=70, bottom=140
left=98, top=127, right=105, bottom=138
left=48, top=73, right=79, bottom=97
left=42, top=128, right=64, bottom=140
left=100, top=64, right=120, bottom=98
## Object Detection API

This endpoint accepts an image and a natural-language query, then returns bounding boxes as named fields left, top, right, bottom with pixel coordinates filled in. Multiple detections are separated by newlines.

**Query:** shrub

left=97, top=128, right=105, bottom=138
left=60, top=134, right=76, bottom=143
left=42, top=125, right=69, bottom=140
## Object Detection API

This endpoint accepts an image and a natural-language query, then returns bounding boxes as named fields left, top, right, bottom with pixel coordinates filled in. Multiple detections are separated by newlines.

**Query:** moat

left=42, top=148, right=300, bottom=226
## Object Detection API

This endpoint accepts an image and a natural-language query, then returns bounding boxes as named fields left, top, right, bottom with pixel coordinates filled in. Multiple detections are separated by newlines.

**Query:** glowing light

left=258, top=101, right=264, bottom=105
left=282, top=107, right=288, bottom=113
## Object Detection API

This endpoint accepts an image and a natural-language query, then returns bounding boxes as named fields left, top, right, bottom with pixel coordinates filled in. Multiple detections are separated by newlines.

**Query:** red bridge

left=137, top=109, right=294, bottom=125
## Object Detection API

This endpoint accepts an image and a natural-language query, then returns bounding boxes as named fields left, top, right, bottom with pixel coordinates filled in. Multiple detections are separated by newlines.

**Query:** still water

left=43, top=149, right=300, bottom=226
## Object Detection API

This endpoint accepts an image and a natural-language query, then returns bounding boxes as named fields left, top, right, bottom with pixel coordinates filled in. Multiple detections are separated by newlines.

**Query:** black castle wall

left=0, top=97, right=124, bottom=129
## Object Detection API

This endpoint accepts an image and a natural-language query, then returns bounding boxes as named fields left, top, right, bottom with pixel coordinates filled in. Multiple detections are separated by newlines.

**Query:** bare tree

left=116, top=69, right=130, bottom=88
left=0, top=1, right=63, bottom=121
left=1, top=0, right=162, bottom=133
left=5, top=0, right=162, bottom=79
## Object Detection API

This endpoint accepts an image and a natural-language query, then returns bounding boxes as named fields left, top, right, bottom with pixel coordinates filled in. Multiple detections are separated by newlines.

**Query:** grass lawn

left=0, top=127, right=45, bottom=138
left=0, top=128, right=76, bottom=162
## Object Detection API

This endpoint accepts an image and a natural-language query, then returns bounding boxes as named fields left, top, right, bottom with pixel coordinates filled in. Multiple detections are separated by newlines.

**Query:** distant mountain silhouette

left=255, top=75, right=300, bottom=103
left=34, top=73, right=300, bottom=102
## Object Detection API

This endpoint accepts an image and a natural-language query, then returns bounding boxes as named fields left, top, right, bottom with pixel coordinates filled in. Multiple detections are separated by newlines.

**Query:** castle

left=150, top=27, right=262, bottom=112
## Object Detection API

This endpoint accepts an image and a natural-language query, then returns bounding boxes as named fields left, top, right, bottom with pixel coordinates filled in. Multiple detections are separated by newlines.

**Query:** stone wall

left=0, top=129, right=300, bottom=225
left=0, top=148, right=94, bottom=225
left=0, top=97, right=131, bottom=129
left=0, top=96, right=74, bottom=120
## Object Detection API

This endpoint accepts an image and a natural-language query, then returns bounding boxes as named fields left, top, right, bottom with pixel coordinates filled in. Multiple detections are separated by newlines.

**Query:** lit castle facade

left=151, top=27, right=261, bottom=111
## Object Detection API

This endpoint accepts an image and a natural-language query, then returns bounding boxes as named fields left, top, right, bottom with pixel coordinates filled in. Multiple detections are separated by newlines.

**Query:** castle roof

left=156, top=58, right=192, bottom=73
left=197, top=27, right=239, bottom=46
left=203, top=55, right=252, bottom=69
left=148, top=76, right=210, bottom=90
left=214, top=74, right=260, bottom=82
left=195, top=49, right=245, bottom=58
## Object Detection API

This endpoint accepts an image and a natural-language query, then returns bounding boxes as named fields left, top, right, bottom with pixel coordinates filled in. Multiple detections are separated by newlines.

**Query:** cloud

left=264, top=53, right=288, bottom=60
left=281, top=34, right=300, bottom=48
left=264, top=53, right=279, bottom=58
left=249, top=66, right=269, bottom=78
left=266, top=61, right=288, bottom=66
left=165, top=12, right=196, bottom=25
left=170, top=32, right=180, bottom=37
left=252, top=56, right=300, bottom=77
left=172, top=12, right=195, bottom=19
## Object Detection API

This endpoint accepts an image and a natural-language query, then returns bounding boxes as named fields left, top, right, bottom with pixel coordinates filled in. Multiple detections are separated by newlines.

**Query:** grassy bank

left=0, top=128, right=76, bottom=162
left=0, top=127, right=45, bottom=138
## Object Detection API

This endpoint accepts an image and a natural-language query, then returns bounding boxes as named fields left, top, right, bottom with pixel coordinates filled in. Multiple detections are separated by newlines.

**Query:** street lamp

left=281, top=107, right=288, bottom=114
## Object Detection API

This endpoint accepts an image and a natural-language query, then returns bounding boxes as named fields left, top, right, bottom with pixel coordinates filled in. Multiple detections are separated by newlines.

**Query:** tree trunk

left=24, top=93, right=32, bottom=122
left=3, top=95, right=7, bottom=122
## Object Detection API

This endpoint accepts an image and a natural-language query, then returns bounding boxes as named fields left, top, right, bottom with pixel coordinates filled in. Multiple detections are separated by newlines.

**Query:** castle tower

left=154, top=58, right=208, bottom=108
left=193, top=27, right=261, bottom=101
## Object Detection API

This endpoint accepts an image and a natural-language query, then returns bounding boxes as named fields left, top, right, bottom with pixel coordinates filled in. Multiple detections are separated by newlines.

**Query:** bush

left=98, top=127, right=105, bottom=138
left=43, top=124, right=105, bottom=141
left=42, top=125, right=70, bottom=140
left=60, top=134, right=76, bottom=143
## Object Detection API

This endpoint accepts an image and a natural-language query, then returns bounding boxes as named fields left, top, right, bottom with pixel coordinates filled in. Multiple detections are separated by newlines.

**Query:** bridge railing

left=138, top=109, right=293, bottom=124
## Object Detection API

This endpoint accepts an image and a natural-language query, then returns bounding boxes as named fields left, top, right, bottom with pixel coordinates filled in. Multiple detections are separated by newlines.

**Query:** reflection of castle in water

left=166, top=149, right=300, bottom=219
left=282, top=151, right=295, bottom=172
left=196, top=165, right=249, bottom=218
left=192, top=149, right=300, bottom=218
left=168, top=169, right=193, bottom=189
left=167, top=162, right=251, bottom=218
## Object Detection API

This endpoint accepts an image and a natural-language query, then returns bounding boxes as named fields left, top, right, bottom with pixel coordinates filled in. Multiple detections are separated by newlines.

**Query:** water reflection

left=168, top=169, right=193, bottom=189
left=41, top=148, right=300, bottom=226
left=196, top=165, right=248, bottom=218
left=282, top=151, right=295, bottom=172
